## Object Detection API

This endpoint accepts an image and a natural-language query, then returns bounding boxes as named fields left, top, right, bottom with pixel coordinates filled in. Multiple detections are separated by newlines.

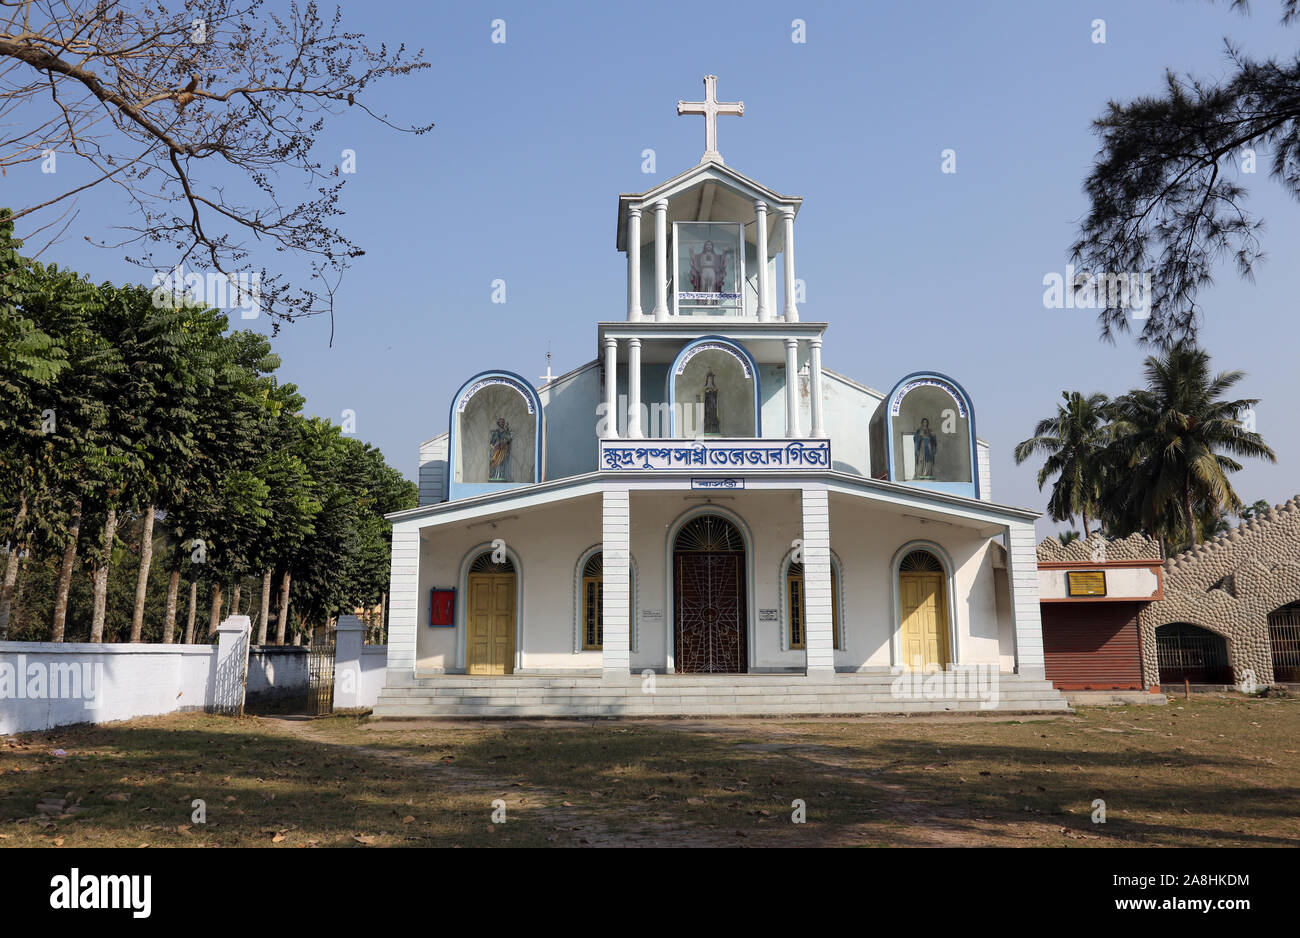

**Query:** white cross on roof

left=677, top=75, right=743, bottom=165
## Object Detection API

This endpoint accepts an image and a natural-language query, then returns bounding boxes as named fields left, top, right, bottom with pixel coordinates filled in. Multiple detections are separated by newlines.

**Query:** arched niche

left=871, top=372, right=978, bottom=498
left=448, top=371, right=541, bottom=498
left=667, top=337, right=760, bottom=438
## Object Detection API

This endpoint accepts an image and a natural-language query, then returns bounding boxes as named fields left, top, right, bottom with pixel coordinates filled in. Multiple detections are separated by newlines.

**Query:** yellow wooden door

left=899, top=572, right=949, bottom=669
left=467, top=573, right=515, bottom=674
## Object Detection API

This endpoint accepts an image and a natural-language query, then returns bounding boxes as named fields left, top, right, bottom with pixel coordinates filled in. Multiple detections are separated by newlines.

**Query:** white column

left=603, top=336, right=619, bottom=439
left=784, top=337, right=800, bottom=438
left=627, top=337, right=643, bottom=439
left=754, top=200, right=771, bottom=321
left=601, top=490, right=631, bottom=680
left=652, top=200, right=669, bottom=321
left=809, top=336, right=825, bottom=437
left=333, top=615, right=365, bottom=709
left=213, top=615, right=252, bottom=715
left=801, top=489, right=835, bottom=676
left=781, top=207, right=798, bottom=322
left=385, top=527, right=419, bottom=681
left=1005, top=522, right=1046, bottom=679
left=626, top=207, right=642, bottom=321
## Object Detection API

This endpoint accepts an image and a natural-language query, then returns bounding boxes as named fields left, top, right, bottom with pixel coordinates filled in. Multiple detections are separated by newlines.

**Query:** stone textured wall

left=1136, top=496, right=1300, bottom=686
left=1037, top=531, right=1163, bottom=564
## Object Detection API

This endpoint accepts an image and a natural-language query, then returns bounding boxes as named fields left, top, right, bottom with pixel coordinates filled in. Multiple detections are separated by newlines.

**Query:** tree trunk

left=184, top=579, right=197, bottom=644
left=129, top=504, right=156, bottom=642
left=1081, top=508, right=1090, bottom=538
left=0, top=495, right=29, bottom=639
left=208, top=581, right=223, bottom=637
left=1183, top=481, right=1198, bottom=548
left=230, top=580, right=241, bottom=617
left=258, top=570, right=272, bottom=644
left=163, top=562, right=181, bottom=644
left=275, top=570, right=291, bottom=644
left=90, top=505, right=118, bottom=642
left=50, top=500, right=83, bottom=642
left=11, top=553, right=26, bottom=632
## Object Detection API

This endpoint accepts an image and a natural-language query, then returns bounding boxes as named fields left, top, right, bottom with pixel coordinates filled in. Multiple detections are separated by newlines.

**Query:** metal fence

left=1156, top=623, right=1233, bottom=685
left=307, top=625, right=336, bottom=716
left=1269, top=604, right=1300, bottom=683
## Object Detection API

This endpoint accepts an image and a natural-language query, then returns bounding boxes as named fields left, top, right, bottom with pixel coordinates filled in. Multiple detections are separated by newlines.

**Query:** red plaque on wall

left=429, top=588, right=455, bottom=627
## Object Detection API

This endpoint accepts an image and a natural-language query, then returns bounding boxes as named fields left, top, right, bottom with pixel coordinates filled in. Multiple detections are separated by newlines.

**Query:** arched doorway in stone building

left=1155, top=622, right=1233, bottom=685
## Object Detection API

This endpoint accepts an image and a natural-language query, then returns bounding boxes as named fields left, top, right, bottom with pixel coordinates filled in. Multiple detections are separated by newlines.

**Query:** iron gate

left=1156, top=623, right=1233, bottom=685
left=307, top=625, right=336, bottom=715
left=1269, top=604, right=1300, bottom=683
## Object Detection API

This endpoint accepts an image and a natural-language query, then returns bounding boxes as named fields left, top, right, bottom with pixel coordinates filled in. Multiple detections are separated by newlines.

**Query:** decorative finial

left=538, top=344, right=556, bottom=385
left=677, top=75, right=743, bottom=165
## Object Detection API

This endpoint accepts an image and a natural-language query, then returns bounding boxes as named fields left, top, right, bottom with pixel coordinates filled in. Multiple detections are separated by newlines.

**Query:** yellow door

left=467, top=573, right=515, bottom=675
left=899, top=572, right=949, bottom=669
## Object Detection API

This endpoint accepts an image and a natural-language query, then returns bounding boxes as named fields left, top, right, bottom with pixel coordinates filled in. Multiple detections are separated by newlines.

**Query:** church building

left=374, top=78, right=1068, bottom=716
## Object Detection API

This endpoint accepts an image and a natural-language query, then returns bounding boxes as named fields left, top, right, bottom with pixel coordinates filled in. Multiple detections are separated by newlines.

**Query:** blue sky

left=22, top=0, right=1300, bottom=536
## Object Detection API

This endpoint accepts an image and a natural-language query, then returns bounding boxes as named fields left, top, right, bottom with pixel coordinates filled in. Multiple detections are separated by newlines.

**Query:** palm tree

left=1056, top=530, right=1082, bottom=546
left=1014, top=391, right=1111, bottom=535
left=1104, top=342, right=1274, bottom=551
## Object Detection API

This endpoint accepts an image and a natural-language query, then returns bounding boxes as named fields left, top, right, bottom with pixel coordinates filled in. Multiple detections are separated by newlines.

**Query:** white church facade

left=374, top=78, right=1067, bottom=716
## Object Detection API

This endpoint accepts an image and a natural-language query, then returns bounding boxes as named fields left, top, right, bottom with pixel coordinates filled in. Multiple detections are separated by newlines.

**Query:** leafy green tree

left=1072, top=0, right=1300, bottom=346
left=1102, top=342, right=1275, bottom=550
left=1014, top=391, right=1112, bottom=535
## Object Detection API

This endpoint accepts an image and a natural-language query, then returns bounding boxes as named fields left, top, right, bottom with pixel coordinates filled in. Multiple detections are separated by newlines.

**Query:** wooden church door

left=466, top=554, right=516, bottom=675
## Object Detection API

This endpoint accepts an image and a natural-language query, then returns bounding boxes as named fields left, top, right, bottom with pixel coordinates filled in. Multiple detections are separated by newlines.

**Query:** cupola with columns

left=600, top=75, right=826, bottom=444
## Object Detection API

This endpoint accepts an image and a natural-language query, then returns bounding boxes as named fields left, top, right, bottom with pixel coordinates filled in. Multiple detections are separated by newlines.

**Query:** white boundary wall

left=0, top=640, right=220, bottom=734
left=1, top=613, right=386, bottom=734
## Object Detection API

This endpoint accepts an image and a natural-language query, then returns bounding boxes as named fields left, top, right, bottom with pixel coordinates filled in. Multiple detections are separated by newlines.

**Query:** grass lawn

left=1, top=695, right=1297, bottom=847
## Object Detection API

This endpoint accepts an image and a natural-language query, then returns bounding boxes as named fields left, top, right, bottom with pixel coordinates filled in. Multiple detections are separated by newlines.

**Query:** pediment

left=616, top=162, right=801, bottom=252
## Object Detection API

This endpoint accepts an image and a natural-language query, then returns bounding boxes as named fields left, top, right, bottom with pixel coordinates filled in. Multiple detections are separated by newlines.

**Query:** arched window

left=470, top=553, right=515, bottom=574
left=581, top=552, right=603, bottom=651
left=786, top=561, right=840, bottom=651
left=576, top=550, right=636, bottom=653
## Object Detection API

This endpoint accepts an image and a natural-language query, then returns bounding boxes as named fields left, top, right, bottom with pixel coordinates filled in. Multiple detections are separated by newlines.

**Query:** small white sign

left=758, top=609, right=778, bottom=621
left=642, top=609, right=664, bottom=622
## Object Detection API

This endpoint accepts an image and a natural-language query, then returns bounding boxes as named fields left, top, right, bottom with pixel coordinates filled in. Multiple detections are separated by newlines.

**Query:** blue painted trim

left=447, top=369, right=544, bottom=501
left=665, top=336, right=762, bottom=437
left=881, top=371, right=979, bottom=499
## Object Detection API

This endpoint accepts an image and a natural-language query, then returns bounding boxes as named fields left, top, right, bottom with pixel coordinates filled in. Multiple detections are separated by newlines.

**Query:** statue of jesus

left=690, top=240, right=727, bottom=294
left=488, top=417, right=512, bottom=482
left=913, top=418, right=937, bottom=479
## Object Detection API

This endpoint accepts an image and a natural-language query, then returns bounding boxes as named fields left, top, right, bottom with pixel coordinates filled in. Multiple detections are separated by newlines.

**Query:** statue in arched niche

left=913, top=418, right=937, bottom=480
left=488, top=417, right=513, bottom=482
left=703, top=369, right=720, bottom=435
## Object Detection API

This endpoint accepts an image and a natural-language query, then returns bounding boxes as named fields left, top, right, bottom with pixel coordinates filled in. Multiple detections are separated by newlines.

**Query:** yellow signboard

left=1067, top=570, right=1107, bottom=597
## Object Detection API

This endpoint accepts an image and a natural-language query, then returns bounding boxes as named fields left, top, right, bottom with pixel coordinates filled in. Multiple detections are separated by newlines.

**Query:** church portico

left=376, top=75, right=1065, bottom=716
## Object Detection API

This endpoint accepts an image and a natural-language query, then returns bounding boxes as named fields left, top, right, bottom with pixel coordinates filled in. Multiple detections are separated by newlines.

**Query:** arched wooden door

left=898, top=550, right=950, bottom=669
left=466, top=553, right=516, bottom=675
left=673, top=515, right=747, bottom=673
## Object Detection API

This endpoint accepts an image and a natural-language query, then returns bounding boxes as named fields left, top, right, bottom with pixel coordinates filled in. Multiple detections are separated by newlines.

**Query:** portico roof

left=386, top=468, right=1039, bottom=533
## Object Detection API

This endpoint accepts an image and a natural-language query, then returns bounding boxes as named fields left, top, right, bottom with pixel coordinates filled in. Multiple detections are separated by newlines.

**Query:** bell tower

left=601, top=76, right=826, bottom=444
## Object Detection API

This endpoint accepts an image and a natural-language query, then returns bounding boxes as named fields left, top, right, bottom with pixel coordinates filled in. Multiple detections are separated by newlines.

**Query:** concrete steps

left=371, top=671, right=1072, bottom=718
